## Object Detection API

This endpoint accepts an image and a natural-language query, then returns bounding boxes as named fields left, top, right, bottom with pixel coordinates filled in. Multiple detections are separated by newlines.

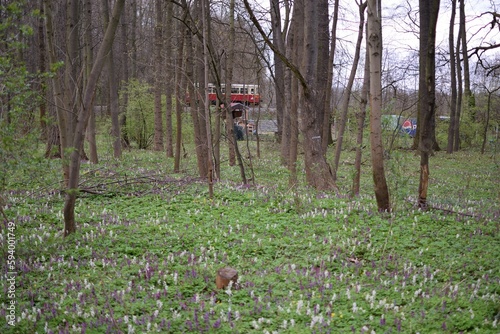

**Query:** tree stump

left=216, top=267, right=238, bottom=289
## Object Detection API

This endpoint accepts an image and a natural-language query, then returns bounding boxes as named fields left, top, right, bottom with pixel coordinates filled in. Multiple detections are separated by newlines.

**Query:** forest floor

left=1, top=141, right=499, bottom=333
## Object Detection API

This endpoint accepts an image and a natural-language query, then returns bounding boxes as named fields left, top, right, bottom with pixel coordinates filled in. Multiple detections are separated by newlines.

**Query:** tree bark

left=447, top=0, right=458, bottom=154
left=418, top=0, right=440, bottom=210
left=321, top=0, right=339, bottom=152
left=174, top=23, right=186, bottom=173
left=38, top=0, right=48, bottom=141
left=202, top=0, right=215, bottom=196
left=286, top=0, right=301, bottom=186
left=270, top=0, right=287, bottom=146
left=153, top=0, right=164, bottom=152
left=84, top=0, right=98, bottom=164
left=459, top=0, right=472, bottom=114
left=367, top=0, right=390, bottom=212
left=454, top=27, right=462, bottom=151
left=164, top=0, right=174, bottom=157
left=301, top=1, right=336, bottom=190
left=225, top=0, right=236, bottom=167
left=119, top=2, right=130, bottom=149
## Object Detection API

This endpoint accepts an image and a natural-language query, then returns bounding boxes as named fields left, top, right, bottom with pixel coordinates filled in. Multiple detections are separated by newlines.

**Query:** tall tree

left=454, top=25, right=463, bottom=151
left=103, top=0, right=122, bottom=159
left=225, top=0, right=237, bottom=167
left=173, top=12, right=186, bottom=173
left=244, top=0, right=336, bottom=190
left=153, top=0, right=164, bottom=151
left=84, top=0, right=98, bottom=163
left=285, top=0, right=301, bottom=186
left=270, top=0, right=290, bottom=164
left=459, top=0, right=472, bottom=111
left=367, top=0, right=390, bottom=211
left=164, top=0, right=174, bottom=157
left=270, top=0, right=288, bottom=147
left=332, top=0, right=366, bottom=181
left=321, top=0, right=339, bottom=152
left=300, top=0, right=336, bottom=190
left=202, top=0, right=215, bottom=196
left=45, top=0, right=71, bottom=183
left=417, top=0, right=440, bottom=209
left=119, top=3, right=130, bottom=148
left=352, top=29, right=370, bottom=197
left=447, top=0, right=458, bottom=154
left=59, top=0, right=126, bottom=236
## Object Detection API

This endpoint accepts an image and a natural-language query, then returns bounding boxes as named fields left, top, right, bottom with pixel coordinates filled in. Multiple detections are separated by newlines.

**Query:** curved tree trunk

left=63, top=0, right=126, bottom=236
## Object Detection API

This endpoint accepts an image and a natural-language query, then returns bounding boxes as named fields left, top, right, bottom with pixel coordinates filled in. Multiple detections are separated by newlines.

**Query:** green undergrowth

left=1, top=144, right=499, bottom=333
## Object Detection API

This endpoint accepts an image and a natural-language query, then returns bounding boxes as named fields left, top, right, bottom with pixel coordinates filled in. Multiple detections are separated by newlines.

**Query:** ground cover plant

left=1, top=142, right=499, bottom=333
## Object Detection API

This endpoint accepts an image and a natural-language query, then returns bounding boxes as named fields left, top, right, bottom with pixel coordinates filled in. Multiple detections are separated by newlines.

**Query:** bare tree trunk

left=481, top=87, right=498, bottom=154
left=202, top=0, right=214, bottom=195
left=44, top=103, right=61, bottom=159
left=367, top=0, right=390, bottom=211
left=153, top=0, right=164, bottom=151
left=225, top=0, right=236, bottom=167
left=173, top=25, right=186, bottom=173
left=130, top=0, right=137, bottom=79
left=418, top=0, right=440, bottom=210
left=287, top=3, right=301, bottom=187
left=44, top=0, right=70, bottom=185
left=454, top=29, right=462, bottom=151
left=321, top=0, right=339, bottom=152
left=352, top=33, right=369, bottom=197
left=103, top=0, right=122, bottom=159
left=301, top=0, right=336, bottom=190
left=332, top=1, right=366, bottom=181
left=38, top=0, right=48, bottom=141
left=84, top=0, right=98, bottom=164
left=270, top=0, right=288, bottom=145
left=120, top=3, right=130, bottom=149
left=185, top=6, right=208, bottom=179
left=288, top=74, right=299, bottom=187
left=65, top=0, right=79, bottom=138
left=447, top=0, right=458, bottom=154
left=164, top=0, right=174, bottom=157
left=278, top=1, right=293, bottom=166
left=63, top=0, right=126, bottom=236
left=459, top=0, right=472, bottom=114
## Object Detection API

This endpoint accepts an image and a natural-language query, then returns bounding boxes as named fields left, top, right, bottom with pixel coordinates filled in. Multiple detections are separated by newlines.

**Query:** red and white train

left=187, top=83, right=261, bottom=105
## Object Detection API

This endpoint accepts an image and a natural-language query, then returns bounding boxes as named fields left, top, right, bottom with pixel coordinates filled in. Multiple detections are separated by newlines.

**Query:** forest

left=1, top=0, right=499, bottom=333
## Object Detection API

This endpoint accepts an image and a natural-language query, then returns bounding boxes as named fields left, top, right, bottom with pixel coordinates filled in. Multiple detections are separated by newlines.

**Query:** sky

left=330, top=0, right=500, bottom=90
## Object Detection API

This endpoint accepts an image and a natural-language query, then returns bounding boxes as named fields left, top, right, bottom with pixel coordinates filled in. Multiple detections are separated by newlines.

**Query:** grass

left=1, top=136, right=499, bottom=333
